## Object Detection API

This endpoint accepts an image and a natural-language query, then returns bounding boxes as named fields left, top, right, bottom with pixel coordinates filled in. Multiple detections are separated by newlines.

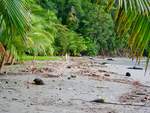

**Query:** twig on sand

left=70, top=99, right=148, bottom=107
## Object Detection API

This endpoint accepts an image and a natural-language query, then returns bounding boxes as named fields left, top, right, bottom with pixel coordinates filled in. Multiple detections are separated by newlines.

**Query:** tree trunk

left=0, top=52, right=7, bottom=73
left=65, top=53, right=68, bottom=61
left=7, top=52, right=12, bottom=63
left=10, top=56, right=15, bottom=65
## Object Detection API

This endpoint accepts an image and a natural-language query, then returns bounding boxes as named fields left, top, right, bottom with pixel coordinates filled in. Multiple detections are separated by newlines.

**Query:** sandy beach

left=0, top=57, right=150, bottom=113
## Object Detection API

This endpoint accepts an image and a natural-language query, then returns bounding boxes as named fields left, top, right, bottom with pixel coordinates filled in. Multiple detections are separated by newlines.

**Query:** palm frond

left=107, top=0, right=150, bottom=69
left=0, top=0, right=30, bottom=40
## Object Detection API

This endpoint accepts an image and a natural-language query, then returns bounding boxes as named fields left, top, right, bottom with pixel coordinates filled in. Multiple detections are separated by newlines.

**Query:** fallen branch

left=71, top=99, right=148, bottom=107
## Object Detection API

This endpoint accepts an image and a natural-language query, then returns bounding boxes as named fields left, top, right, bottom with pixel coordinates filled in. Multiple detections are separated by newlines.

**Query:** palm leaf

left=0, top=0, right=30, bottom=42
left=107, top=0, right=150, bottom=69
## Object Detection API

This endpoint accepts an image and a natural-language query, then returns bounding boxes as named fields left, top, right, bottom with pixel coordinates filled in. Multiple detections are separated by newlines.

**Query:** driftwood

left=71, top=99, right=148, bottom=107
left=128, top=66, right=143, bottom=70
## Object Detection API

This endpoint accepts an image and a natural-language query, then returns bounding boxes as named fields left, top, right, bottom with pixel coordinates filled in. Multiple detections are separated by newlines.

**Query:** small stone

left=3, top=97, right=7, bottom=99
left=67, top=66, right=71, bottom=69
left=3, top=71, right=7, bottom=74
left=144, top=96, right=149, bottom=100
left=12, top=98, right=18, bottom=101
left=14, top=82, right=17, bottom=84
left=125, top=72, right=131, bottom=77
left=107, top=58, right=114, bottom=61
left=59, top=88, right=62, bottom=90
left=141, top=99, right=146, bottom=102
left=104, top=74, right=110, bottom=77
left=122, top=100, right=127, bottom=102
left=27, top=105, right=30, bottom=107
left=58, top=98, right=61, bottom=101
left=8, top=90, right=12, bottom=93
left=33, top=78, right=44, bottom=85
left=67, top=77, right=71, bottom=80
left=101, top=62, right=107, bottom=65
left=71, top=75, right=76, bottom=78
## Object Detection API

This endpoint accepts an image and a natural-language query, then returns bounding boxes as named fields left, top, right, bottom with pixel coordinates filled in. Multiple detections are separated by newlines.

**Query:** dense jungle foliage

left=21, top=0, right=127, bottom=57
left=0, top=0, right=150, bottom=67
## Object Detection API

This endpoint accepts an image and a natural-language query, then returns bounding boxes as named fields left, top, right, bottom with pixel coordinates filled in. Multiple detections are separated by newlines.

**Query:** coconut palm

left=0, top=0, right=150, bottom=72
left=0, top=0, right=29, bottom=71
left=107, top=0, right=150, bottom=68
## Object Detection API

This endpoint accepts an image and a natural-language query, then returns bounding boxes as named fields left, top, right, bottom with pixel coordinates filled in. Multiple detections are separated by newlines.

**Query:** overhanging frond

left=0, top=0, right=30, bottom=40
left=107, top=0, right=150, bottom=69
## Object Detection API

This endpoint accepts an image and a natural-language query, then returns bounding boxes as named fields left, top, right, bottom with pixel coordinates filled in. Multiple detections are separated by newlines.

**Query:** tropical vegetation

left=0, top=0, right=150, bottom=70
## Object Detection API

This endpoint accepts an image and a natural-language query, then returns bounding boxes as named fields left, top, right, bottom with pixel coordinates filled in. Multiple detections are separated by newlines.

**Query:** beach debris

left=101, top=62, right=107, bottom=65
left=67, top=77, right=71, bottom=80
left=12, top=98, right=18, bottom=101
left=22, top=67, right=54, bottom=74
left=14, top=81, right=17, bottom=84
left=89, top=57, right=94, bottom=60
left=104, top=74, right=110, bottom=77
left=52, top=80, right=55, bottom=82
left=67, top=66, right=71, bottom=69
left=90, top=98, right=105, bottom=103
left=33, top=78, right=44, bottom=85
left=136, top=92, right=146, bottom=95
left=132, top=80, right=141, bottom=86
left=71, top=75, right=76, bottom=78
left=46, top=74, right=59, bottom=78
left=107, top=58, right=114, bottom=61
left=141, top=98, right=147, bottom=102
left=59, top=88, right=62, bottom=90
left=108, top=111, right=115, bottom=113
left=128, top=66, right=143, bottom=70
left=98, top=69, right=107, bottom=73
left=67, top=75, right=76, bottom=80
left=125, top=72, right=131, bottom=77
left=5, top=81, right=8, bottom=84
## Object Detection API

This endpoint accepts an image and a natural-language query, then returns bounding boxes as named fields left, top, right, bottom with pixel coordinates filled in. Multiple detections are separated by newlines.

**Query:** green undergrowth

left=20, top=56, right=62, bottom=61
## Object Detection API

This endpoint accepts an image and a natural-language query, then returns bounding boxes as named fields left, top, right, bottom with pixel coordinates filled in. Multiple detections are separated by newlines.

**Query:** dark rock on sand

left=101, top=62, right=108, bottom=65
left=71, top=75, right=76, bottom=78
left=104, top=74, right=110, bottom=77
left=14, top=82, right=17, bottom=84
left=12, top=98, right=18, bottom=101
left=5, top=81, right=8, bottom=84
left=125, top=72, right=131, bottom=77
left=67, top=66, right=71, bottom=69
left=67, top=77, right=71, bottom=80
left=33, top=78, right=44, bottom=85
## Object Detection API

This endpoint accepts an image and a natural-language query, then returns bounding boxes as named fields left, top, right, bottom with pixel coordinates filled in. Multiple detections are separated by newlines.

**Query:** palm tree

left=0, top=0, right=29, bottom=72
left=0, top=0, right=149, bottom=72
left=107, top=0, right=150, bottom=69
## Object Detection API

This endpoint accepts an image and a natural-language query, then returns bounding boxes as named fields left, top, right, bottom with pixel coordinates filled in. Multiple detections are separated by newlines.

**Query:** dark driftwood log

left=128, top=66, right=143, bottom=70
left=71, top=98, right=148, bottom=107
